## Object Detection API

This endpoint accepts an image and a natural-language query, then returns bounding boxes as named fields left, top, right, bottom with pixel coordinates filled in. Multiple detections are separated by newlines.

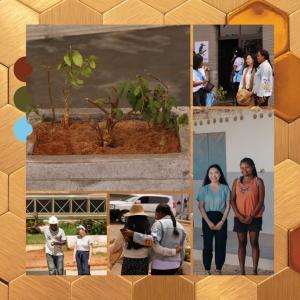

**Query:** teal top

left=196, top=184, right=230, bottom=213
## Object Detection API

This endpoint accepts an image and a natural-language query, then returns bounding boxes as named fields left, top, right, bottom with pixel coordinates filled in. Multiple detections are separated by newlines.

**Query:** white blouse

left=239, top=68, right=255, bottom=91
left=253, top=60, right=273, bottom=97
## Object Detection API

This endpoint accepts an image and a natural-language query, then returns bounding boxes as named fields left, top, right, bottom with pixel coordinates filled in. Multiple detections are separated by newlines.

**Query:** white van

left=110, top=194, right=176, bottom=223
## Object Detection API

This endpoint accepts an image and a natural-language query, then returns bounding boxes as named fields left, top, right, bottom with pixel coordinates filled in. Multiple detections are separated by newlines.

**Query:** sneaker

left=215, top=269, right=222, bottom=275
left=204, top=270, right=211, bottom=275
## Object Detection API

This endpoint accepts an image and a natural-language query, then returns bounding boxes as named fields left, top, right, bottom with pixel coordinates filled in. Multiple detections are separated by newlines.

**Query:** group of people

left=193, top=48, right=273, bottom=107
left=196, top=158, right=265, bottom=275
left=109, top=203, right=186, bottom=275
left=232, top=48, right=273, bottom=106
left=32, top=213, right=93, bottom=275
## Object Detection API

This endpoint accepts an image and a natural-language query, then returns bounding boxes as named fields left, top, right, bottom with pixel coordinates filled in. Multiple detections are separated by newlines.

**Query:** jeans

left=202, top=211, right=227, bottom=271
left=46, top=254, right=64, bottom=275
left=193, top=88, right=206, bottom=106
left=76, top=251, right=90, bottom=275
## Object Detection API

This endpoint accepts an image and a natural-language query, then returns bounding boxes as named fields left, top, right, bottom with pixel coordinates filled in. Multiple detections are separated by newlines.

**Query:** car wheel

left=119, top=210, right=129, bottom=224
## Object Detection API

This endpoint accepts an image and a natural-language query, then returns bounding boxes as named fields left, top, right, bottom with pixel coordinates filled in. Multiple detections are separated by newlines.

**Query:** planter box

left=27, top=108, right=190, bottom=192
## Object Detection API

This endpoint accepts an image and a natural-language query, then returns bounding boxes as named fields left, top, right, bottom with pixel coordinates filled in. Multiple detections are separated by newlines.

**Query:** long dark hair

left=124, top=215, right=151, bottom=250
left=203, top=164, right=228, bottom=186
left=246, top=53, right=258, bottom=72
left=193, top=53, right=203, bottom=70
left=240, top=157, right=258, bottom=183
left=156, top=203, right=179, bottom=236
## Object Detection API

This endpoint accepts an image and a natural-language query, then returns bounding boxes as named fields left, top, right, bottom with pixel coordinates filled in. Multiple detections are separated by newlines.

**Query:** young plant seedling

left=57, top=47, right=97, bottom=128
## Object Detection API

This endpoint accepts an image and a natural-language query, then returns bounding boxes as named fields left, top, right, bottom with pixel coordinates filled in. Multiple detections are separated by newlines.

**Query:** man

left=33, top=213, right=67, bottom=275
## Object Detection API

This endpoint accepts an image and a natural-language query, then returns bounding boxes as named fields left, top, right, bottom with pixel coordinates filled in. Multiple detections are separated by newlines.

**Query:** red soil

left=31, top=120, right=180, bottom=155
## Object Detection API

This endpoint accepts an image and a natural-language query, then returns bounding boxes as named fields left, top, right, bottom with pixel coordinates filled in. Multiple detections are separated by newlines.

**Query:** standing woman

left=231, top=158, right=265, bottom=275
left=231, top=48, right=245, bottom=104
left=197, top=164, right=231, bottom=275
left=237, top=54, right=257, bottom=106
left=123, top=203, right=186, bottom=275
left=109, top=204, right=179, bottom=275
left=193, top=53, right=208, bottom=106
left=73, top=225, right=93, bottom=275
left=254, top=49, right=273, bottom=106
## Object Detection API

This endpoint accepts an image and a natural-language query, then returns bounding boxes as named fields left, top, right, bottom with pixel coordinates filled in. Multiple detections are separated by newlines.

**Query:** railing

left=26, top=196, right=106, bottom=217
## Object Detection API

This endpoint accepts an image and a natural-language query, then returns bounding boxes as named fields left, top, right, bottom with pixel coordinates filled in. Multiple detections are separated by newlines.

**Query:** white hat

left=77, top=225, right=87, bottom=231
left=48, top=216, right=58, bottom=225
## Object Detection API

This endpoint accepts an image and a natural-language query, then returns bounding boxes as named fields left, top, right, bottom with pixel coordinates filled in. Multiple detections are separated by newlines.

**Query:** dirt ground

left=31, top=119, right=180, bottom=155
left=26, top=249, right=107, bottom=270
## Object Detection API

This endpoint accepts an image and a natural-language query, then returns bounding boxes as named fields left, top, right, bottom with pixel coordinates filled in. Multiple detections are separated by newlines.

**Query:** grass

left=27, top=233, right=45, bottom=245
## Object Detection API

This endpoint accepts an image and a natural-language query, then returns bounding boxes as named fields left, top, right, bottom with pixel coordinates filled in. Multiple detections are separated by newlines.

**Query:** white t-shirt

left=193, top=68, right=206, bottom=93
left=233, top=57, right=244, bottom=72
left=76, top=235, right=93, bottom=251
left=39, top=226, right=66, bottom=256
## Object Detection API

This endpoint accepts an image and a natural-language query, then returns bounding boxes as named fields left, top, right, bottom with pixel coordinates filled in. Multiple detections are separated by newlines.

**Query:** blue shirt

left=196, top=184, right=230, bottom=213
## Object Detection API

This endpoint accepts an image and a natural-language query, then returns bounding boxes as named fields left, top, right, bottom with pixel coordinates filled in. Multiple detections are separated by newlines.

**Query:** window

left=138, top=196, right=150, bottom=204
left=149, top=197, right=169, bottom=204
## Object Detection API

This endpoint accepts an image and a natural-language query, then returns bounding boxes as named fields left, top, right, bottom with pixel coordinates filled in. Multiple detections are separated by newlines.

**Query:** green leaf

left=81, top=67, right=92, bottom=77
left=177, top=114, right=189, bottom=126
left=71, top=50, right=83, bottom=67
left=94, top=98, right=109, bottom=106
left=117, top=80, right=130, bottom=98
left=57, top=63, right=63, bottom=71
left=133, top=86, right=141, bottom=96
left=89, top=60, right=96, bottom=69
left=64, top=54, right=71, bottom=66
left=76, top=79, right=84, bottom=85
left=112, top=108, right=124, bottom=118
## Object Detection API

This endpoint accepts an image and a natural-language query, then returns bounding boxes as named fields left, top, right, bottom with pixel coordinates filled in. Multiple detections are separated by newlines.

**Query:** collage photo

left=25, top=24, right=274, bottom=276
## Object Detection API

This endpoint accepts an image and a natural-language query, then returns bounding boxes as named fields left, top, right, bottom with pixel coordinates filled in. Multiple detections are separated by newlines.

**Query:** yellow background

left=1, top=0, right=300, bottom=299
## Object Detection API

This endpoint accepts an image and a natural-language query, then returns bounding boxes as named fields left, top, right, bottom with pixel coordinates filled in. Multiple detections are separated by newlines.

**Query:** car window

left=138, top=196, right=150, bottom=204
left=149, top=196, right=169, bottom=204
left=125, top=196, right=138, bottom=202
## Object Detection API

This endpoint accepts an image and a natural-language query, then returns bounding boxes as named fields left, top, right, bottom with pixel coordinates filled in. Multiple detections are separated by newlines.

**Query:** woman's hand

left=244, top=215, right=254, bottom=225
left=214, top=221, right=224, bottom=230
left=175, top=246, right=182, bottom=254
left=88, top=258, right=91, bottom=266
left=73, top=257, right=76, bottom=264
left=237, top=214, right=247, bottom=224
left=207, top=221, right=215, bottom=230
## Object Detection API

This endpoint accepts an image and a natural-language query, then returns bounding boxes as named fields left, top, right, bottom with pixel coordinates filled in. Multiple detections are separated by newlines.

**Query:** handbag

left=237, top=67, right=255, bottom=106
left=204, top=82, right=214, bottom=93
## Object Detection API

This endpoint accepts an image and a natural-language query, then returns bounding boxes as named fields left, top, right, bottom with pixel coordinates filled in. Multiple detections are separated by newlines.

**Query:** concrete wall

left=193, top=25, right=219, bottom=88
left=193, top=109, right=274, bottom=234
left=27, top=25, right=190, bottom=109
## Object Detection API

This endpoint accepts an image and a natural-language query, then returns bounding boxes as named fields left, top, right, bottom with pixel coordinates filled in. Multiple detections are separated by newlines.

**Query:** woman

left=231, top=48, right=244, bottom=104
left=197, top=164, right=231, bottom=275
left=73, top=225, right=93, bottom=275
left=254, top=49, right=273, bottom=106
left=193, top=53, right=208, bottom=106
left=123, top=203, right=186, bottom=275
left=237, top=53, right=257, bottom=106
left=231, top=158, right=265, bottom=275
left=109, top=204, right=180, bottom=275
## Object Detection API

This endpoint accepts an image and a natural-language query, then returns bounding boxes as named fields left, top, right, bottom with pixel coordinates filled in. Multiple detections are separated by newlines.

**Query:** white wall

left=193, top=109, right=274, bottom=172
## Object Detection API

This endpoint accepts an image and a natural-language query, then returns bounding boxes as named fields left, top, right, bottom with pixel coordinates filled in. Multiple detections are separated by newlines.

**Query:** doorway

left=218, top=39, right=238, bottom=100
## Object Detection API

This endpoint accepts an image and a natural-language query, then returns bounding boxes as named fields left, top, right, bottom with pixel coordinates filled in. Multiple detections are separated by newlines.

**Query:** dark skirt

left=121, top=257, right=149, bottom=275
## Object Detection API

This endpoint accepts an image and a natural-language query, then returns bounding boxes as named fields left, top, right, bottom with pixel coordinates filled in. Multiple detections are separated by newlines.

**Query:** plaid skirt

left=121, top=257, right=149, bottom=275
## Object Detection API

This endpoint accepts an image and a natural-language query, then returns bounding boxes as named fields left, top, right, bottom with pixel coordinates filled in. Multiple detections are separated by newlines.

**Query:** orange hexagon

left=289, top=225, right=300, bottom=273
left=228, top=0, right=289, bottom=57
left=274, top=52, right=300, bottom=122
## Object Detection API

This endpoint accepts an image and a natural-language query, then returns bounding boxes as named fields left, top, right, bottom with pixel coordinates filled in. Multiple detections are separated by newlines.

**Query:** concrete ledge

left=27, top=114, right=190, bottom=191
